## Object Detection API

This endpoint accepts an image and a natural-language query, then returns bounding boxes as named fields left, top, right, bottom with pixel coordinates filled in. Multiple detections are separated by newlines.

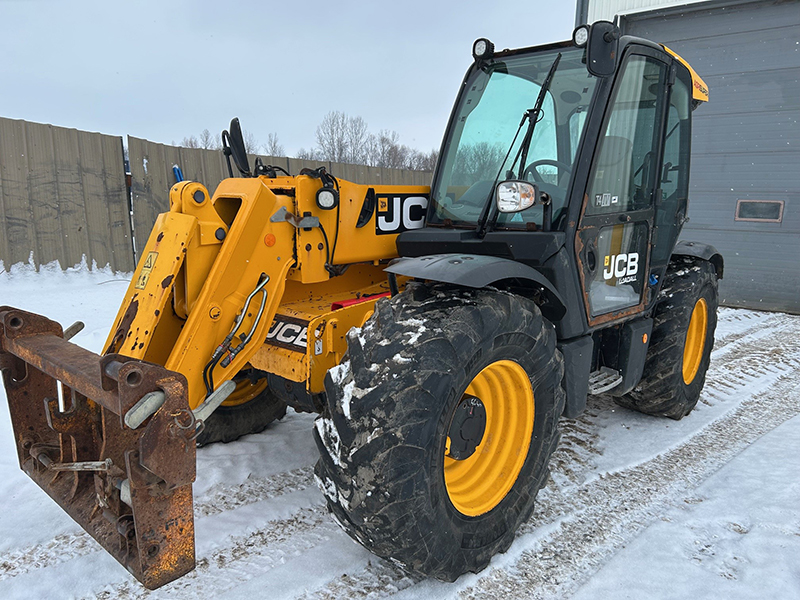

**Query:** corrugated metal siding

left=621, top=0, right=800, bottom=313
left=588, top=0, right=710, bottom=22
left=127, top=137, right=431, bottom=260
left=0, top=117, right=133, bottom=271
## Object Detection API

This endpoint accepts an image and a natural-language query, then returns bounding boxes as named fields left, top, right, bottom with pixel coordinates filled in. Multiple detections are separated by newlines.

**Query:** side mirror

left=584, top=21, right=620, bottom=78
left=227, top=118, right=251, bottom=176
left=495, top=180, right=540, bottom=213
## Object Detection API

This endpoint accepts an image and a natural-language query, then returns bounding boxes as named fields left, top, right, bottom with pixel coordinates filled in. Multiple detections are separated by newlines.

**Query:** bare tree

left=370, top=129, right=401, bottom=168
left=180, top=135, right=200, bottom=148
left=264, top=132, right=285, bottom=157
left=451, top=142, right=504, bottom=185
left=242, top=129, right=260, bottom=155
left=198, top=128, right=220, bottom=150
left=295, top=147, right=320, bottom=161
left=295, top=113, right=436, bottom=171
left=408, top=149, right=439, bottom=171
left=344, top=116, right=370, bottom=165
left=315, top=111, right=349, bottom=162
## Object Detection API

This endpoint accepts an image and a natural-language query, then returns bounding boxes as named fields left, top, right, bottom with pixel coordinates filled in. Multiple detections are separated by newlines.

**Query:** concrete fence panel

left=0, top=117, right=132, bottom=271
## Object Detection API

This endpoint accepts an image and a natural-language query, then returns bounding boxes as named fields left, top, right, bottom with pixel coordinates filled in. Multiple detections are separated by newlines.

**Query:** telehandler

left=0, top=21, right=722, bottom=588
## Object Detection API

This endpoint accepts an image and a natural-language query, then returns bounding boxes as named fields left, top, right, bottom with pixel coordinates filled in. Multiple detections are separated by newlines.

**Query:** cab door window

left=652, top=73, right=691, bottom=266
left=586, top=56, right=667, bottom=215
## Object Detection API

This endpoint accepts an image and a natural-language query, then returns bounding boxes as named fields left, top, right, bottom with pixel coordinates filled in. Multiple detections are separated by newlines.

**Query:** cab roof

left=662, top=45, right=709, bottom=102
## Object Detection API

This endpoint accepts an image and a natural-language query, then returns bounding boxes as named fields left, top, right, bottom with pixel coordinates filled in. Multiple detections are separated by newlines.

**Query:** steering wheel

left=523, top=159, right=573, bottom=183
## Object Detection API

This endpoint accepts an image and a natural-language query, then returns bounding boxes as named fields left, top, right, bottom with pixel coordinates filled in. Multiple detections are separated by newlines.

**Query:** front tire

left=616, top=258, right=718, bottom=419
left=314, top=284, right=564, bottom=580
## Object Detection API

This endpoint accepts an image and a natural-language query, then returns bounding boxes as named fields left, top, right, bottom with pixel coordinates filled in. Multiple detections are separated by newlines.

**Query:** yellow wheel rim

left=220, top=374, right=269, bottom=407
left=683, top=298, right=708, bottom=385
left=444, top=360, right=534, bottom=517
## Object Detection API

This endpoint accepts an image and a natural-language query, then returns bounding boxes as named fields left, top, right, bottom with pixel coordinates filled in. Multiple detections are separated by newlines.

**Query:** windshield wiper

left=513, top=53, right=562, bottom=179
left=477, top=53, right=562, bottom=237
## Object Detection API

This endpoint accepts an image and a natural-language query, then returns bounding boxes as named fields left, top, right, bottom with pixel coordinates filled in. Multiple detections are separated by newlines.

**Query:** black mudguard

left=672, top=240, right=724, bottom=279
left=386, top=253, right=567, bottom=321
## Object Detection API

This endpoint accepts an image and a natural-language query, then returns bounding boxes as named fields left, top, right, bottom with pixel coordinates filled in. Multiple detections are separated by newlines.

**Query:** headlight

left=472, top=38, right=494, bottom=61
left=572, top=25, right=590, bottom=48
left=496, top=181, right=539, bottom=213
left=316, top=187, right=339, bottom=210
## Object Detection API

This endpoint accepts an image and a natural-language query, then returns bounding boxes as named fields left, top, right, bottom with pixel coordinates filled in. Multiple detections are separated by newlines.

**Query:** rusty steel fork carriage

left=0, top=306, right=196, bottom=589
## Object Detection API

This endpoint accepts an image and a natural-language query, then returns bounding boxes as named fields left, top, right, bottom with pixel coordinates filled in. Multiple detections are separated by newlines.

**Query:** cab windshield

left=429, top=46, right=598, bottom=230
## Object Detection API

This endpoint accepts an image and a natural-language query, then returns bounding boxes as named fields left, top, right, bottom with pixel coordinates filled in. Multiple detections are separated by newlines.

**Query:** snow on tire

left=313, top=283, right=565, bottom=581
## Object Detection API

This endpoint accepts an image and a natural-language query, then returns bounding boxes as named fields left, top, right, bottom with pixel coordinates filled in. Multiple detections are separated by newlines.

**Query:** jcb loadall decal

left=604, top=252, right=639, bottom=285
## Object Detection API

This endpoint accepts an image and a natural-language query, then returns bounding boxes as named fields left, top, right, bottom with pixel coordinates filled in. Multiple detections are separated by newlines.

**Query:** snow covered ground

left=0, top=262, right=798, bottom=599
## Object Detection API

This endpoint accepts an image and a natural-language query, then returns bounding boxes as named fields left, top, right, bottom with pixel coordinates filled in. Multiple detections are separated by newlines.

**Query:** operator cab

left=396, top=21, right=709, bottom=338
left=429, top=42, right=594, bottom=232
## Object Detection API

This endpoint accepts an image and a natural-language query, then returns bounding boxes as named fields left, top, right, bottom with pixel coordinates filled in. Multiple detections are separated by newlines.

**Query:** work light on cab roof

left=472, top=38, right=494, bottom=61
left=572, top=24, right=590, bottom=47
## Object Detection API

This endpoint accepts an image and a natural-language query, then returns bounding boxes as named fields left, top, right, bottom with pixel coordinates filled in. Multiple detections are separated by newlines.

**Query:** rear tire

left=314, top=284, right=564, bottom=580
left=196, top=369, right=287, bottom=446
left=616, top=258, right=718, bottom=419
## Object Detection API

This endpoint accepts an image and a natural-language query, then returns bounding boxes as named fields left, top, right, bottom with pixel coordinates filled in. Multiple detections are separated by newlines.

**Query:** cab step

left=588, top=367, right=623, bottom=395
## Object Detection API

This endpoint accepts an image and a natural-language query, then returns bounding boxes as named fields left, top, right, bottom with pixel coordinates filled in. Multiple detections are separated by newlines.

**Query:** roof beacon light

left=472, top=38, right=495, bottom=61
left=572, top=25, right=590, bottom=48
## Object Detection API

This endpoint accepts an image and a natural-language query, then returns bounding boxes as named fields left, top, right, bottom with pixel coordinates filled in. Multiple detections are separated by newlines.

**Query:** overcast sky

left=0, top=1, right=576, bottom=156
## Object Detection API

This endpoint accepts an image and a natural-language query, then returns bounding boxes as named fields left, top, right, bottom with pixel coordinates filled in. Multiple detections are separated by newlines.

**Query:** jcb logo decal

left=376, top=194, right=428, bottom=235
left=604, top=252, right=639, bottom=284
left=266, top=317, right=308, bottom=353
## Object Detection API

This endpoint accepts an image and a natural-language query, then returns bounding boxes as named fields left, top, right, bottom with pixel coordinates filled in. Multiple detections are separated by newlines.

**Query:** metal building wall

left=617, top=0, right=800, bottom=313
left=127, top=137, right=431, bottom=260
left=586, top=0, right=709, bottom=22
left=0, top=117, right=133, bottom=272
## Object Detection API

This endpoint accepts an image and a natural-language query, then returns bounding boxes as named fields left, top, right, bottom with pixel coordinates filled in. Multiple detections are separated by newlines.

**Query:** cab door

left=575, top=49, right=670, bottom=326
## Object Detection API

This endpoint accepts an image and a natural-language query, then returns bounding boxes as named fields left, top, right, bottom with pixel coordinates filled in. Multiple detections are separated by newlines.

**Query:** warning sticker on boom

left=134, top=252, right=158, bottom=290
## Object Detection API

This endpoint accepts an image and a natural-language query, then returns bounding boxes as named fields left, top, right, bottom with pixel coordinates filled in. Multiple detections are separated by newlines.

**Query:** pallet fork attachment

left=0, top=306, right=196, bottom=590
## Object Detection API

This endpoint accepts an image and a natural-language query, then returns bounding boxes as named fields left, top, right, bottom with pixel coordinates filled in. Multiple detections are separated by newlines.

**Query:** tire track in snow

left=94, top=507, right=333, bottom=600
left=195, top=466, right=314, bottom=517
left=549, top=406, right=604, bottom=489
left=543, top=313, right=799, bottom=516
left=0, top=466, right=316, bottom=582
left=297, top=561, right=420, bottom=600
left=711, top=310, right=786, bottom=354
left=0, top=532, right=99, bottom=582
